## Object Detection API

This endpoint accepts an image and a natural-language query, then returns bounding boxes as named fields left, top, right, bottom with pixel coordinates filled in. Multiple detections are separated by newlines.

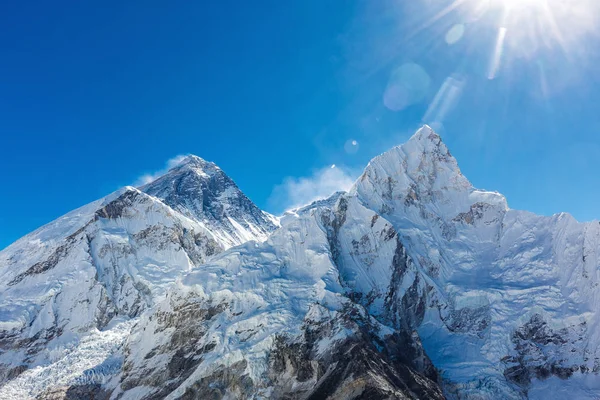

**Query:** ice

left=2, top=126, right=600, bottom=399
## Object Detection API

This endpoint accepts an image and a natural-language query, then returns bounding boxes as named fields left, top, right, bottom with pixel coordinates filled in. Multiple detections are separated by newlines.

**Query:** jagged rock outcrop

left=0, top=157, right=277, bottom=398
left=140, top=155, right=278, bottom=247
left=110, top=191, right=444, bottom=399
left=2, top=126, right=600, bottom=400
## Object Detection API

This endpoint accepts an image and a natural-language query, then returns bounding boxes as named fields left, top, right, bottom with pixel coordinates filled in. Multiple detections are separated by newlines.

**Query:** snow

left=0, top=167, right=277, bottom=398
left=529, top=372, right=600, bottom=399
left=2, top=125, right=600, bottom=399
left=350, top=126, right=600, bottom=398
left=0, top=319, right=134, bottom=400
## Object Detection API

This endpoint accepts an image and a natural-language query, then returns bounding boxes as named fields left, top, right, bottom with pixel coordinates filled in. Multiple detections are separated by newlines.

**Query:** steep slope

left=111, top=193, right=443, bottom=400
left=352, top=126, right=600, bottom=398
left=139, top=155, right=278, bottom=247
left=109, top=126, right=600, bottom=400
left=2, top=126, right=600, bottom=400
left=0, top=157, right=277, bottom=398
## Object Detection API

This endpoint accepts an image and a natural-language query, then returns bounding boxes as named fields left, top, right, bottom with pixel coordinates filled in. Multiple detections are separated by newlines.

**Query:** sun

left=418, top=0, right=598, bottom=57
left=405, top=0, right=600, bottom=113
left=457, top=0, right=600, bottom=60
left=498, top=0, right=546, bottom=7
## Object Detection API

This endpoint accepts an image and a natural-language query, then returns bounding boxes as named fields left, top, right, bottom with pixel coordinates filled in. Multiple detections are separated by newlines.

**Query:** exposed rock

left=503, top=314, right=587, bottom=393
left=37, top=384, right=111, bottom=400
left=4, top=126, right=600, bottom=400
left=267, top=304, right=443, bottom=400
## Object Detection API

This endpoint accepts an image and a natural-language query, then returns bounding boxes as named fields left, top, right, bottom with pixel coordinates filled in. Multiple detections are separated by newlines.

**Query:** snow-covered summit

left=140, top=154, right=277, bottom=247
left=352, top=125, right=508, bottom=225
left=2, top=126, right=600, bottom=400
left=0, top=156, right=278, bottom=397
left=160, top=154, right=222, bottom=177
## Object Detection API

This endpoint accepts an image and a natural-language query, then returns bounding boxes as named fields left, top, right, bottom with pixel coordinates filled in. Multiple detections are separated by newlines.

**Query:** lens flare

left=415, top=0, right=599, bottom=60
left=465, top=0, right=599, bottom=58
left=407, top=0, right=600, bottom=89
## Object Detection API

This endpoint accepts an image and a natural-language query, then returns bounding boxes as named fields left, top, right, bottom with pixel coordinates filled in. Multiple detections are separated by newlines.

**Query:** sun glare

left=498, top=0, right=546, bottom=8
left=467, top=0, right=599, bottom=55
left=407, top=0, right=600, bottom=128
left=421, top=0, right=600, bottom=58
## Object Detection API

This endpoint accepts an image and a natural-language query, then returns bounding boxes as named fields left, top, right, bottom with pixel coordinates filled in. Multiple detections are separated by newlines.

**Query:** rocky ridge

left=1, top=126, right=600, bottom=399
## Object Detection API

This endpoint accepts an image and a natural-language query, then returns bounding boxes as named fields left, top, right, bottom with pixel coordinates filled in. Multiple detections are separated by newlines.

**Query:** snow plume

left=268, top=165, right=357, bottom=213
left=133, top=155, right=187, bottom=186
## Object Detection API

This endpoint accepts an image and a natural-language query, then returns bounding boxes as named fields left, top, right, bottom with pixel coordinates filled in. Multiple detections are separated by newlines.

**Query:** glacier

left=1, top=126, right=599, bottom=399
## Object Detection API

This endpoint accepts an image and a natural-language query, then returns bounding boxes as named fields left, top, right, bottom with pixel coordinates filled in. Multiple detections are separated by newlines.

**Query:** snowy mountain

left=351, top=128, right=600, bottom=398
left=139, top=155, right=278, bottom=247
left=0, top=156, right=277, bottom=397
left=1, top=126, right=600, bottom=399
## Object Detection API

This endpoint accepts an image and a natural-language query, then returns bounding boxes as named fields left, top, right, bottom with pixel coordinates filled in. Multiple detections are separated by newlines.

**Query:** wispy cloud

left=133, top=155, right=187, bottom=187
left=268, top=165, right=359, bottom=214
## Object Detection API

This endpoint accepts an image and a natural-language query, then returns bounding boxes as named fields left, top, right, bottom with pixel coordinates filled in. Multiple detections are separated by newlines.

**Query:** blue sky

left=2, top=0, right=600, bottom=249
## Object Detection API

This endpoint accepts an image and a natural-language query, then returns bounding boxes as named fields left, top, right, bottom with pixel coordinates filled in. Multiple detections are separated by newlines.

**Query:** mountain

left=2, top=126, right=600, bottom=399
left=139, top=155, right=278, bottom=247
left=0, top=156, right=277, bottom=398
left=351, top=128, right=600, bottom=398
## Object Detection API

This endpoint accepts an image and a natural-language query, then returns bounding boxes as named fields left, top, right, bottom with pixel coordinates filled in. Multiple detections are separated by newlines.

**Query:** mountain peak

left=139, top=154, right=277, bottom=247
left=137, top=155, right=223, bottom=193
left=167, top=154, right=219, bottom=174
left=353, top=124, right=463, bottom=192
left=403, top=124, right=448, bottom=157
left=412, top=124, right=437, bottom=140
left=351, top=125, right=506, bottom=220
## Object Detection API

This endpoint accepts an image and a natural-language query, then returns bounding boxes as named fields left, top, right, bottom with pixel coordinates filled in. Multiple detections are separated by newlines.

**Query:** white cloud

left=268, top=165, right=358, bottom=213
left=133, top=155, right=187, bottom=187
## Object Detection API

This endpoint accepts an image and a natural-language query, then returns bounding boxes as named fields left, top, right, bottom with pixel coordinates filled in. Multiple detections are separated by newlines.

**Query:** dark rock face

left=453, top=202, right=492, bottom=225
left=443, top=305, right=490, bottom=338
left=0, top=324, right=65, bottom=377
left=8, top=224, right=89, bottom=286
left=140, top=156, right=277, bottom=244
left=119, top=299, right=446, bottom=400
left=37, top=384, right=110, bottom=400
left=0, top=363, right=27, bottom=383
left=95, top=190, right=144, bottom=220
left=176, top=226, right=222, bottom=265
left=267, top=304, right=443, bottom=400
left=179, top=361, right=254, bottom=400
left=503, top=314, right=587, bottom=393
left=117, top=295, right=227, bottom=399
left=320, top=195, right=348, bottom=269
left=384, top=240, right=420, bottom=329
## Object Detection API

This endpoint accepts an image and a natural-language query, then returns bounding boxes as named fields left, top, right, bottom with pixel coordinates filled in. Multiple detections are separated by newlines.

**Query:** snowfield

left=1, top=126, right=599, bottom=399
